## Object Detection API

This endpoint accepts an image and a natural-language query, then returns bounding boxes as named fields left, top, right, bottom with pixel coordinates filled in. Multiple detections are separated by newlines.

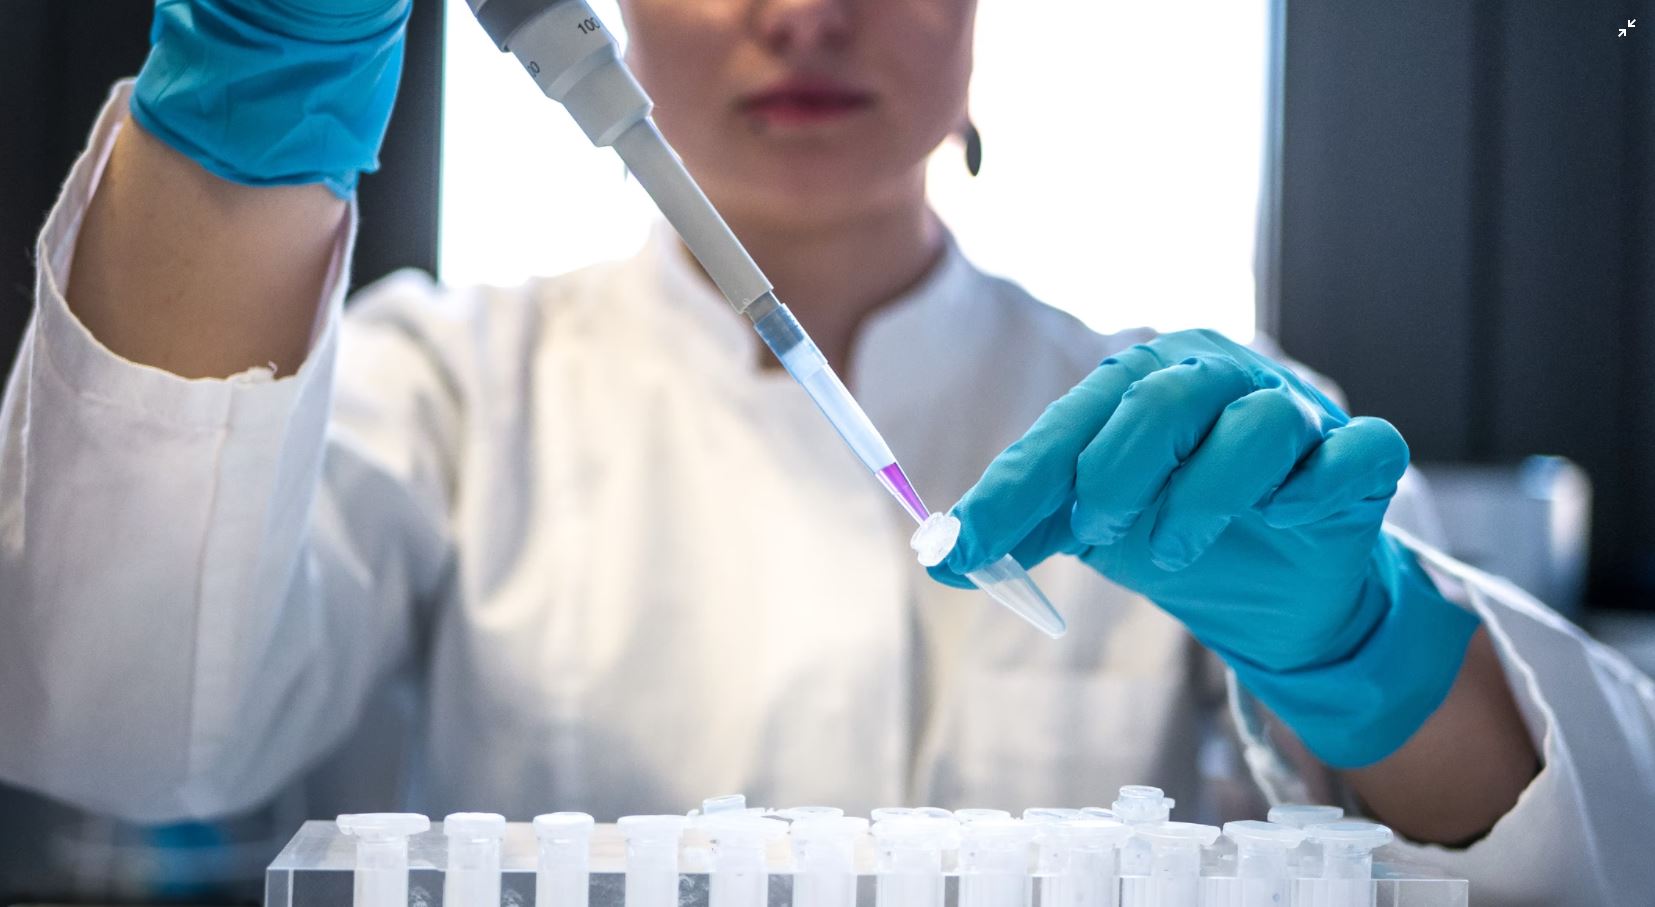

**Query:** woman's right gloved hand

left=132, top=0, right=413, bottom=198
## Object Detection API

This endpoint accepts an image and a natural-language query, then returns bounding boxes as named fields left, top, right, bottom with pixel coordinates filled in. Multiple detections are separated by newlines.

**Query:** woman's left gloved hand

left=929, top=329, right=1479, bottom=768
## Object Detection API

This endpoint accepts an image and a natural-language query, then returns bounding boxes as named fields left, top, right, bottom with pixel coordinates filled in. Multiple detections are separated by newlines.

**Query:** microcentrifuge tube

left=1267, top=803, right=1344, bottom=877
left=703, top=815, right=788, bottom=907
left=1304, top=821, right=1392, bottom=907
left=443, top=813, right=506, bottom=907
left=534, top=812, right=595, bottom=907
left=1121, top=822, right=1218, bottom=907
left=619, top=815, right=689, bottom=907
left=1050, top=818, right=1131, bottom=907
left=957, top=818, right=1038, bottom=907
left=338, top=813, right=429, bottom=907
left=1223, top=820, right=1305, bottom=907
left=790, top=816, right=868, bottom=907
left=911, top=513, right=1067, bottom=639
left=872, top=816, right=953, bottom=907
left=1112, top=786, right=1175, bottom=877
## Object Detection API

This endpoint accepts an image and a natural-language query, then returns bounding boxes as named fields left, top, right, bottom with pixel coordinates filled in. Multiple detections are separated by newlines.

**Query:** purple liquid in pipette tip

left=877, top=462, right=931, bottom=524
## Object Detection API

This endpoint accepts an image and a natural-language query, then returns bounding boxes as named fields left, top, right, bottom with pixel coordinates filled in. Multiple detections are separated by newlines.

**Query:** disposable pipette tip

left=910, top=513, right=1067, bottom=638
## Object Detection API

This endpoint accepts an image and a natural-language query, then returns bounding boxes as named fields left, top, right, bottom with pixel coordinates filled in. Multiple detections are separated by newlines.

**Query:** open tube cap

left=1132, top=822, right=1220, bottom=848
left=338, top=813, right=430, bottom=840
left=1060, top=818, right=1131, bottom=847
left=1223, top=820, right=1305, bottom=849
left=1306, top=821, right=1393, bottom=853
left=1267, top=804, right=1345, bottom=828
left=1112, top=786, right=1175, bottom=824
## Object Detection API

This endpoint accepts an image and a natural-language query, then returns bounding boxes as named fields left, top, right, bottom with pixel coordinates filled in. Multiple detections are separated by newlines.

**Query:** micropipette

left=464, top=0, right=1066, bottom=639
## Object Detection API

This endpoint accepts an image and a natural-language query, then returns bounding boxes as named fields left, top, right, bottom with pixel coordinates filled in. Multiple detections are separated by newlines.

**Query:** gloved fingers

left=928, top=505, right=1080, bottom=588
left=1070, top=355, right=1258, bottom=546
left=946, top=345, right=1166, bottom=573
left=1261, top=416, right=1410, bottom=528
left=1147, top=387, right=1324, bottom=570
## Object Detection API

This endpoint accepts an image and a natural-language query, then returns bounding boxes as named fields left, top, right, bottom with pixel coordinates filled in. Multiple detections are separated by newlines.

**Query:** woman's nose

left=753, top=0, right=853, bottom=55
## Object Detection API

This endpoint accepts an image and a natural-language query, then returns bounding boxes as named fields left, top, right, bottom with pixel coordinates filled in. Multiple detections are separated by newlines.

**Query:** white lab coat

left=2, top=82, right=1653, bottom=906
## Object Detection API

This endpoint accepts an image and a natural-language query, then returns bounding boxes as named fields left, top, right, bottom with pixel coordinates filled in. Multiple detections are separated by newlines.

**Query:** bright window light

left=441, top=0, right=1269, bottom=341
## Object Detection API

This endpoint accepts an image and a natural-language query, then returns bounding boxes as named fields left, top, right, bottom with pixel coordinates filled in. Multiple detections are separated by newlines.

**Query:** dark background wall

left=1271, top=0, right=1655, bottom=609
left=0, top=1, right=444, bottom=331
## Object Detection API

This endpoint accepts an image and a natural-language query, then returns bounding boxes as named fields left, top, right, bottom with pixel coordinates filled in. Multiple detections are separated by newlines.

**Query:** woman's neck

left=683, top=190, right=946, bottom=376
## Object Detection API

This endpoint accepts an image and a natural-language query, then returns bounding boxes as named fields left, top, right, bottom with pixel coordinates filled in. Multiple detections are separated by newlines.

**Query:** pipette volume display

left=466, top=0, right=1063, bottom=635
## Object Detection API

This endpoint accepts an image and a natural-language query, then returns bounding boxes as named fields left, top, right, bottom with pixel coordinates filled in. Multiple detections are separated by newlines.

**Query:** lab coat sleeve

left=0, top=82, right=458, bottom=823
left=1235, top=527, right=1655, bottom=906
left=1380, top=532, right=1655, bottom=906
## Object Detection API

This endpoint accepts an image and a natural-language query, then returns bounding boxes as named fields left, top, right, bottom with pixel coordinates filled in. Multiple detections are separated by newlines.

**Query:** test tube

left=703, top=815, right=788, bottom=907
left=533, top=812, right=595, bottom=907
left=619, top=815, right=689, bottom=907
left=1222, top=820, right=1305, bottom=907
left=1022, top=809, right=1083, bottom=877
left=1120, top=822, right=1219, bottom=907
left=789, top=816, right=868, bottom=907
left=872, top=816, right=953, bottom=907
left=337, top=813, right=430, bottom=907
left=443, top=813, right=506, bottom=907
left=1111, top=786, right=1175, bottom=877
left=957, top=818, right=1037, bottom=907
left=1303, top=821, right=1392, bottom=907
left=1265, top=804, right=1344, bottom=877
left=1046, top=818, right=1130, bottom=907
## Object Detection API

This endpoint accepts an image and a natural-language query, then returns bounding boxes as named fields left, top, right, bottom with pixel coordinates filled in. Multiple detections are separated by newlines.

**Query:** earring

left=963, top=120, right=983, bottom=177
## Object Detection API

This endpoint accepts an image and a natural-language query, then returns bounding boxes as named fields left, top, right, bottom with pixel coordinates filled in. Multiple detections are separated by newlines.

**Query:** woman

left=1, top=0, right=1649, bottom=903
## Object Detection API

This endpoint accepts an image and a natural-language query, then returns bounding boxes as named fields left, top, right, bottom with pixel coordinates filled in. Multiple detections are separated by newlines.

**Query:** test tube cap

left=954, top=808, right=1012, bottom=825
left=958, top=817, right=1038, bottom=845
left=1022, top=808, right=1083, bottom=823
left=871, top=815, right=956, bottom=847
left=1266, top=804, right=1345, bottom=829
left=700, top=814, right=789, bottom=843
left=533, top=812, right=596, bottom=841
left=338, top=813, right=430, bottom=839
left=1306, top=821, right=1393, bottom=852
left=1079, top=807, right=1118, bottom=820
left=701, top=794, right=750, bottom=815
left=910, top=514, right=961, bottom=568
left=619, top=815, right=690, bottom=842
left=1059, top=817, right=1131, bottom=846
left=1223, top=820, right=1306, bottom=849
left=774, top=806, right=845, bottom=821
left=789, top=816, right=869, bottom=842
left=1131, top=821, right=1220, bottom=848
left=444, top=813, right=506, bottom=840
left=1113, top=786, right=1175, bottom=823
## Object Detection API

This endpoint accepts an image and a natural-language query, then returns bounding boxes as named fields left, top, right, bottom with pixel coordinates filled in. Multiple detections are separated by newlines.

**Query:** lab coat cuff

left=32, top=79, right=351, bottom=432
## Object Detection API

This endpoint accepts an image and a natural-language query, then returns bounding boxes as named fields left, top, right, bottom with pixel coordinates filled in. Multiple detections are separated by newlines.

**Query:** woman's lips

left=739, top=80, right=876, bottom=126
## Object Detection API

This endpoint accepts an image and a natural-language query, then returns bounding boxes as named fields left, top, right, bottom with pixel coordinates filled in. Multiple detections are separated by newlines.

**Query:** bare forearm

left=67, top=115, right=345, bottom=379
left=1342, top=627, right=1539, bottom=845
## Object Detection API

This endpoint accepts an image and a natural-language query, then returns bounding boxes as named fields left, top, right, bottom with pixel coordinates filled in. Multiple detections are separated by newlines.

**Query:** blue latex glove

left=132, top=0, right=412, bottom=198
left=930, top=330, right=1480, bottom=768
